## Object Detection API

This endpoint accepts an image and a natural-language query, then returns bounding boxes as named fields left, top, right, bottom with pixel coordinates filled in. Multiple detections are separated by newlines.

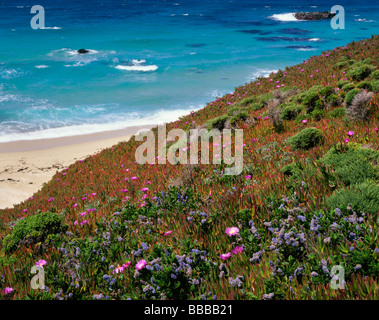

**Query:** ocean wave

left=355, top=18, right=375, bottom=22
left=0, top=107, right=202, bottom=142
left=0, top=67, right=26, bottom=80
left=35, top=65, right=50, bottom=69
left=270, top=13, right=299, bottom=22
left=308, top=38, right=321, bottom=42
left=296, top=48, right=317, bottom=51
left=248, top=68, right=278, bottom=81
left=115, top=64, right=158, bottom=72
left=42, top=26, right=62, bottom=30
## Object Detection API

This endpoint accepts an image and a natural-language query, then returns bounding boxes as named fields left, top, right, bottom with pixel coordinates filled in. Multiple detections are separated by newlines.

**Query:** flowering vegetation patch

left=0, top=36, right=379, bottom=300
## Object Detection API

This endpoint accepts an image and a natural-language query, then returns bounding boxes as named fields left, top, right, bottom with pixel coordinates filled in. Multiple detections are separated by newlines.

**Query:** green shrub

left=345, top=88, right=360, bottom=105
left=337, top=80, right=349, bottom=89
left=229, top=111, right=249, bottom=125
left=371, top=80, right=379, bottom=92
left=280, top=163, right=298, bottom=176
left=286, top=127, right=323, bottom=150
left=346, top=64, right=374, bottom=81
left=250, top=102, right=264, bottom=111
left=207, top=114, right=229, bottom=130
left=280, top=103, right=302, bottom=120
left=319, top=146, right=379, bottom=186
left=326, top=94, right=340, bottom=107
left=2, top=212, right=68, bottom=253
left=326, top=181, right=379, bottom=214
left=319, top=86, right=333, bottom=97
left=327, top=107, right=346, bottom=118
left=356, top=80, right=372, bottom=90
left=258, top=92, right=274, bottom=105
left=341, top=83, right=355, bottom=92
left=371, top=69, right=379, bottom=80
left=302, top=85, right=326, bottom=112
left=336, top=61, right=351, bottom=69
left=238, top=96, right=256, bottom=107
left=227, top=106, right=244, bottom=116
left=310, top=109, right=324, bottom=121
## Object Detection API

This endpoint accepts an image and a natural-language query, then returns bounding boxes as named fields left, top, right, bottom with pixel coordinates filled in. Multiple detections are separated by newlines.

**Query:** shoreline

left=0, top=124, right=156, bottom=209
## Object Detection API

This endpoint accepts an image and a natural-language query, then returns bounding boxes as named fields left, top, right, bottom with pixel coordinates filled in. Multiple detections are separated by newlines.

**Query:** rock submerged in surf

left=77, top=48, right=89, bottom=54
left=294, top=11, right=336, bottom=21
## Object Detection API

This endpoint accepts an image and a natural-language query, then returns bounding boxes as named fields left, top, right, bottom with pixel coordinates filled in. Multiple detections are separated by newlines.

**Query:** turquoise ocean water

left=0, top=0, right=378, bottom=142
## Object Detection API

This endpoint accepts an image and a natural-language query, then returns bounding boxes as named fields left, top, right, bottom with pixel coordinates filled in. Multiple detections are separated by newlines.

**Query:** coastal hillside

left=0, top=35, right=378, bottom=300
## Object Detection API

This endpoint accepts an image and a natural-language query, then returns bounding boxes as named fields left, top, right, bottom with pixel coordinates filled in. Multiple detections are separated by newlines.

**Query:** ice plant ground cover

left=0, top=36, right=379, bottom=300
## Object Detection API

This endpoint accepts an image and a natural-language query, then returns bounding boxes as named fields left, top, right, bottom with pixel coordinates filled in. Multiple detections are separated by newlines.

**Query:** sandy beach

left=0, top=124, right=155, bottom=209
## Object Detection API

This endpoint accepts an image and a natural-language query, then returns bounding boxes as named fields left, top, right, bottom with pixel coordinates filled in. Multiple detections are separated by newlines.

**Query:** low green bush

left=346, top=64, right=375, bottom=81
left=230, top=111, right=249, bottom=125
left=326, top=94, right=340, bottom=107
left=280, top=103, right=302, bottom=120
left=207, top=114, right=229, bottom=130
left=345, top=88, right=360, bottom=106
left=319, top=145, right=379, bottom=186
left=286, top=127, right=323, bottom=150
left=310, top=109, right=324, bottom=121
left=2, top=212, right=68, bottom=253
left=371, top=69, right=379, bottom=80
left=371, top=80, right=379, bottom=92
left=327, top=107, right=346, bottom=119
left=337, top=80, right=349, bottom=88
left=326, top=181, right=379, bottom=214
left=342, top=83, right=355, bottom=92
left=356, top=80, right=372, bottom=90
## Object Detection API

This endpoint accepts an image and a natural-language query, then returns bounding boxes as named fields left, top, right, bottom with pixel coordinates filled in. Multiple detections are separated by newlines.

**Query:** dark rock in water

left=77, top=48, right=89, bottom=54
left=294, top=11, right=336, bottom=21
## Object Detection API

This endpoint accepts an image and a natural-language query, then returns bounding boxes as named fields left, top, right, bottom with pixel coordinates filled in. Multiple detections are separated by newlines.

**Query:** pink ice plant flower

left=225, top=227, right=240, bottom=236
left=135, top=259, right=147, bottom=270
left=245, top=175, right=251, bottom=179
left=164, top=230, right=172, bottom=236
left=219, top=252, right=231, bottom=260
left=232, top=246, right=244, bottom=255
left=35, top=259, right=47, bottom=268
left=347, top=131, right=354, bottom=136
left=302, top=119, right=308, bottom=124
left=4, top=287, right=13, bottom=295
left=344, top=138, right=349, bottom=143
left=141, top=188, right=149, bottom=192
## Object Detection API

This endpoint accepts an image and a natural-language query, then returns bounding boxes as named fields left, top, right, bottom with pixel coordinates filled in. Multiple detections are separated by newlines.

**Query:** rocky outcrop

left=77, top=48, right=89, bottom=54
left=294, top=11, right=336, bottom=21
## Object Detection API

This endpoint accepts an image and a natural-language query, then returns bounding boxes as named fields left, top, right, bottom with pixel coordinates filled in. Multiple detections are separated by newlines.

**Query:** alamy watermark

left=30, top=5, right=45, bottom=29
left=134, top=126, right=244, bottom=175
left=331, top=5, right=345, bottom=29
left=30, top=265, right=45, bottom=289
left=330, top=265, right=345, bottom=290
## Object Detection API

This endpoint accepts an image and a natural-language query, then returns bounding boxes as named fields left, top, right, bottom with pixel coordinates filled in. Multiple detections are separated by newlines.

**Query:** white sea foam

left=0, top=107, right=202, bottom=143
left=0, top=67, right=25, bottom=79
left=42, top=26, right=62, bottom=30
left=308, top=38, right=321, bottom=42
left=35, top=65, right=50, bottom=68
left=115, top=64, right=158, bottom=72
left=270, top=13, right=299, bottom=22
left=296, top=48, right=317, bottom=51
left=248, top=68, right=278, bottom=81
